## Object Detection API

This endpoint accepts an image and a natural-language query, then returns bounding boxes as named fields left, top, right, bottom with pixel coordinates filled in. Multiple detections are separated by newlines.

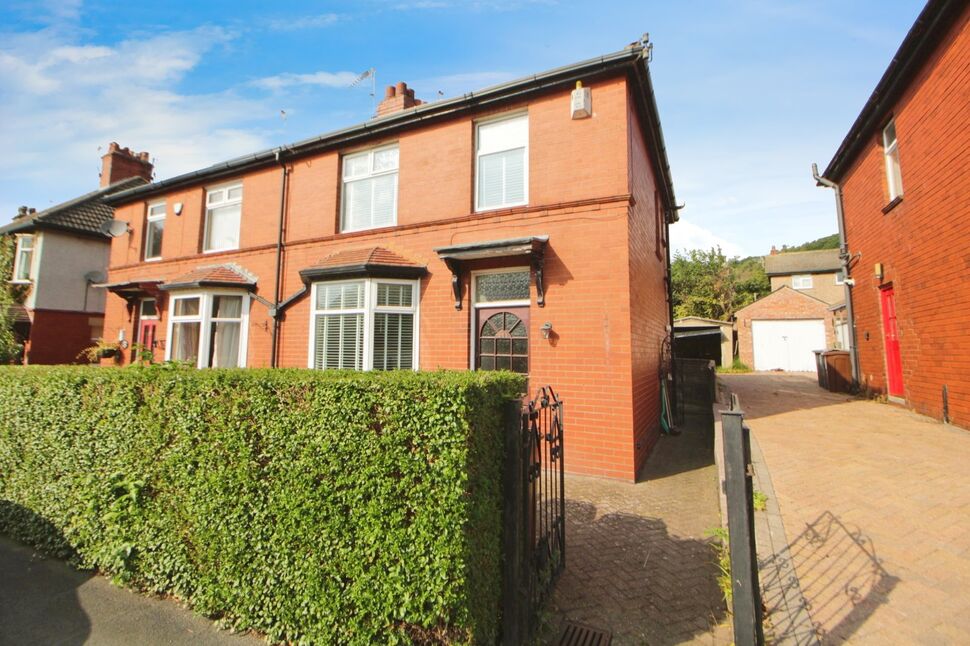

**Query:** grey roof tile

left=764, top=249, right=841, bottom=276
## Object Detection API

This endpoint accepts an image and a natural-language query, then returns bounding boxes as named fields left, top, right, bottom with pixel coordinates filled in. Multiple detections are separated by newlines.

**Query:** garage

left=751, top=319, right=826, bottom=371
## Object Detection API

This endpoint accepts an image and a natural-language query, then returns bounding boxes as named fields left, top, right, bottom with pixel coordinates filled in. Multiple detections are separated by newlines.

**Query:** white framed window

left=12, top=234, right=34, bottom=283
left=835, top=271, right=845, bottom=286
left=340, top=144, right=399, bottom=232
left=139, top=298, right=159, bottom=319
left=792, top=274, right=814, bottom=290
left=204, top=182, right=243, bottom=252
left=882, top=120, right=903, bottom=201
left=165, top=291, right=249, bottom=368
left=476, top=113, right=528, bottom=211
left=145, top=201, right=165, bottom=261
left=309, top=278, right=419, bottom=371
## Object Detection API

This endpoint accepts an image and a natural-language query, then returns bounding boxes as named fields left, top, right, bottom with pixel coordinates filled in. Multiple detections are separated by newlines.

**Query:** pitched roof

left=763, top=249, right=841, bottom=276
left=822, top=0, right=964, bottom=181
left=103, top=42, right=678, bottom=220
left=160, top=264, right=257, bottom=291
left=0, top=176, right=147, bottom=237
left=734, top=284, right=831, bottom=315
left=300, top=247, right=426, bottom=282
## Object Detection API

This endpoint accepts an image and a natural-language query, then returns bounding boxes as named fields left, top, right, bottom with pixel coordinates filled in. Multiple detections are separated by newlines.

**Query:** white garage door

left=752, top=319, right=826, bottom=372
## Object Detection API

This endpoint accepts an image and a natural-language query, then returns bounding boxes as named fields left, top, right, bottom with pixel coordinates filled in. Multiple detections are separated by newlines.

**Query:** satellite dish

left=84, top=270, right=106, bottom=284
left=100, top=219, right=130, bottom=237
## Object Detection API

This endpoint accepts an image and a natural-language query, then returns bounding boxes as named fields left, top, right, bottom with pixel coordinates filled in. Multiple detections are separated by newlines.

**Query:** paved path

left=546, top=412, right=732, bottom=645
left=0, top=537, right=259, bottom=645
left=724, top=373, right=970, bottom=644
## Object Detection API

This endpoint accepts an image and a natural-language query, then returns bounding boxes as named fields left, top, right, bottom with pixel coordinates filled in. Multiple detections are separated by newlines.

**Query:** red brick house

left=819, top=0, right=969, bottom=424
left=99, top=43, right=678, bottom=481
left=735, top=249, right=843, bottom=371
left=0, top=144, right=153, bottom=364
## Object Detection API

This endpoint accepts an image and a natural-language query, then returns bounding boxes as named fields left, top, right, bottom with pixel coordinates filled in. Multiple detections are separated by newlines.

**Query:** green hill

left=778, top=234, right=839, bottom=253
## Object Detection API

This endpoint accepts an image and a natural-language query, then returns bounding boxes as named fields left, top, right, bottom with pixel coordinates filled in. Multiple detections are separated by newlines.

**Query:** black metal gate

left=502, top=386, right=565, bottom=643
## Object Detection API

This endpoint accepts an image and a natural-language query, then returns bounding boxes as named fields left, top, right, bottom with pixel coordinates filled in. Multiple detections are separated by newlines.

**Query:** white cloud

left=267, top=13, right=340, bottom=31
left=0, top=25, right=273, bottom=218
left=251, top=70, right=361, bottom=91
left=669, top=219, right=744, bottom=258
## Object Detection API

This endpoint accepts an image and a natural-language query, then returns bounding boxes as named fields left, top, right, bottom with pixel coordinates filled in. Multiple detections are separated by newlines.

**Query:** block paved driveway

left=724, top=373, right=970, bottom=644
left=545, top=411, right=732, bottom=645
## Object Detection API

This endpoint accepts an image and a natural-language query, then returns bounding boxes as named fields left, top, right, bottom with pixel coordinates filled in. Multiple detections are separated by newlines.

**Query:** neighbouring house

left=673, top=316, right=732, bottom=367
left=99, top=42, right=679, bottom=481
left=0, top=144, right=153, bottom=364
left=819, top=0, right=969, bottom=424
left=735, top=248, right=843, bottom=371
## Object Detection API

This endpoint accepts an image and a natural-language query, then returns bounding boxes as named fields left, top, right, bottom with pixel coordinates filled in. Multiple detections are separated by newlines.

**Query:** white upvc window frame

left=792, top=274, right=814, bottom=290
left=835, top=271, right=845, bottom=286
left=474, top=111, right=529, bottom=212
left=340, top=143, right=400, bottom=233
left=468, top=267, right=532, bottom=369
left=12, top=234, right=34, bottom=283
left=203, top=181, right=243, bottom=253
left=307, top=277, right=420, bottom=371
left=144, top=201, right=165, bottom=261
left=882, top=120, right=903, bottom=201
left=164, top=290, right=250, bottom=368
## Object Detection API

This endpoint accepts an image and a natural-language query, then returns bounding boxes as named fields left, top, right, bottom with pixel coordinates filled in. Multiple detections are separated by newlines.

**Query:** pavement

left=723, top=373, right=970, bottom=645
left=0, top=536, right=259, bottom=646
left=545, top=410, right=733, bottom=645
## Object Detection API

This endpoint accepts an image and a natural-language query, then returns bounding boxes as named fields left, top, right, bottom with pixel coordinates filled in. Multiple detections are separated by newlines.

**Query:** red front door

left=138, top=319, right=158, bottom=362
left=880, top=285, right=904, bottom=397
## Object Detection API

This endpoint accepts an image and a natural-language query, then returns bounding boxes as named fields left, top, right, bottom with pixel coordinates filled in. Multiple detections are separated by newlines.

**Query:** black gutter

left=103, top=45, right=676, bottom=209
left=822, top=0, right=962, bottom=181
left=299, top=264, right=427, bottom=283
left=270, top=148, right=290, bottom=368
left=158, top=281, right=256, bottom=291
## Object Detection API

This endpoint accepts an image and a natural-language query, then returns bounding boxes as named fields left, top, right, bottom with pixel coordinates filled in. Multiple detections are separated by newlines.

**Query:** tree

left=0, top=236, right=25, bottom=363
left=671, top=247, right=770, bottom=321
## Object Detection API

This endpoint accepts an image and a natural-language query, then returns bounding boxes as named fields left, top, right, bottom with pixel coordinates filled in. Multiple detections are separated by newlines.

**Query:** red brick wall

left=735, top=288, right=835, bottom=368
left=24, top=309, right=102, bottom=365
left=103, top=74, right=670, bottom=480
left=839, top=5, right=970, bottom=426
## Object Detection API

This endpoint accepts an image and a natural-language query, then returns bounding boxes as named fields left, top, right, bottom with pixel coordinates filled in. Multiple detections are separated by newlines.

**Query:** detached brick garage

left=736, top=287, right=836, bottom=371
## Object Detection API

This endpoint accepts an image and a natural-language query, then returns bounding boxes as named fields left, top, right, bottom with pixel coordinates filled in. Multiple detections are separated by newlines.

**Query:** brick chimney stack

left=769, top=245, right=779, bottom=255
left=376, top=82, right=424, bottom=117
left=100, top=142, right=153, bottom=187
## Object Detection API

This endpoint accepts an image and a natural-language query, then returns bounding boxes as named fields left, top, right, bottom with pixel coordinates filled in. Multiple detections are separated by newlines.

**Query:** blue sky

left=0, top=0, right=924, bottom=257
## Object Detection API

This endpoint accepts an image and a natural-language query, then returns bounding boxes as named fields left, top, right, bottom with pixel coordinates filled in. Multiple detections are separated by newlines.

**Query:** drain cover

left=558, top=621, right=612, bottom=646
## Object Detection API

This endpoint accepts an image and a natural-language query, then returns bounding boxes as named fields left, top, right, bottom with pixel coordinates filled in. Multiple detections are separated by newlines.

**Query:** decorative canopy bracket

left=444, top=257, right=464, bottom=310
left=434, top=235, right=549, bottom=311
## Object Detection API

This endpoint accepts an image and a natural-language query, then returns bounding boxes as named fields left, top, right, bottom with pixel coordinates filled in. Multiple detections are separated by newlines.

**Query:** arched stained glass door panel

left=477, top=307, right=529, bottom=374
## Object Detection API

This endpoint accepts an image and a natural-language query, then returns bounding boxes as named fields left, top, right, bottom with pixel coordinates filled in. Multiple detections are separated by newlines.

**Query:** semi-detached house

left=101, top=43, right=679, bottom=481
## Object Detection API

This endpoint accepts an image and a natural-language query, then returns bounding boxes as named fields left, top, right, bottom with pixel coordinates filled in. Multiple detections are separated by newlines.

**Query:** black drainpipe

left=813, top=163, right=860, bottom=390
left=270, top=148, right=289, bottom=368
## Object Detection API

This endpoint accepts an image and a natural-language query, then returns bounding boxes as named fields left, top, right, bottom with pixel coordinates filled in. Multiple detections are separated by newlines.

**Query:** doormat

left=558, top=620, right=612, bottom=646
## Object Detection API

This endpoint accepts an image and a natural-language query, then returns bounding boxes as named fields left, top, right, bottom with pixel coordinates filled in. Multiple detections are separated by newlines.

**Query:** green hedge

left=0, top=366, right=524, bottom=644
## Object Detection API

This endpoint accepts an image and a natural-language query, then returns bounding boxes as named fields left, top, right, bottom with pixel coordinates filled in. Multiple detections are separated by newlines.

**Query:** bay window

left=309, top=279, right=418, bottom=371
left=12, top=234, right=34, bottom=283
left=476, top=113, right=528, bottom=211
left=166, top=292, right=248, bottom=367
left=204, top=182, right=242, bottom=252
left=341, top=145, right=399, bottom=232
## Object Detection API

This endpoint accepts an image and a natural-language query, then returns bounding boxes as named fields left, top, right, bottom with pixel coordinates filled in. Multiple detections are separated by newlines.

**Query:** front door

left=137, top=298, right=160, bottom=363
left=476, top=306, right=530, bottom=374
left=880, top=285, right=904, bottom=397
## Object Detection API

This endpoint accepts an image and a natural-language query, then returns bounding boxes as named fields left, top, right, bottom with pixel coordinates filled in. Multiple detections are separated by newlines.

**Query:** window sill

left=882, top=196, right=903, bottom=214
left=9, top=279, right=31, bottom=285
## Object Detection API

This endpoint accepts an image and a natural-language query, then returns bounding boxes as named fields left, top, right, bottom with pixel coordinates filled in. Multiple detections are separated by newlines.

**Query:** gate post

left=501, top=399, right=526, bottom=644
left=721, top=409, right=765, bottom=646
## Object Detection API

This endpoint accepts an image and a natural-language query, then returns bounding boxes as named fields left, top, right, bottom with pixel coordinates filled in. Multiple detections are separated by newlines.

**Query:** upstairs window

left=882, top=120, right=903, bottom=201
left=204, top=182, right=242, bottom=252
left=341, top=145, right=399, bottom=232
left=310, top=279, right=418, bottom=371
left=12, top=234, right=34, bottom=282
left=792, top=274, right=813, bottom=290
left=145, top=201, right=165, bottom=260
left=476, top=113, right=528, bottom=211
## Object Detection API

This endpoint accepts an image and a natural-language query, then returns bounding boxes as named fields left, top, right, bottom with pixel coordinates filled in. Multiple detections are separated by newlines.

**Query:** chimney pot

left=384, top=85, right=396, bottom=98
left=376, top=81, right=423, bottom=117
left=395, top=81, right=407, bottom=93
left=17, top=206, right=28, bottom=218
left=769, top=245, right=779, bottom=255
left=100, top=142, right=153, bottom=187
